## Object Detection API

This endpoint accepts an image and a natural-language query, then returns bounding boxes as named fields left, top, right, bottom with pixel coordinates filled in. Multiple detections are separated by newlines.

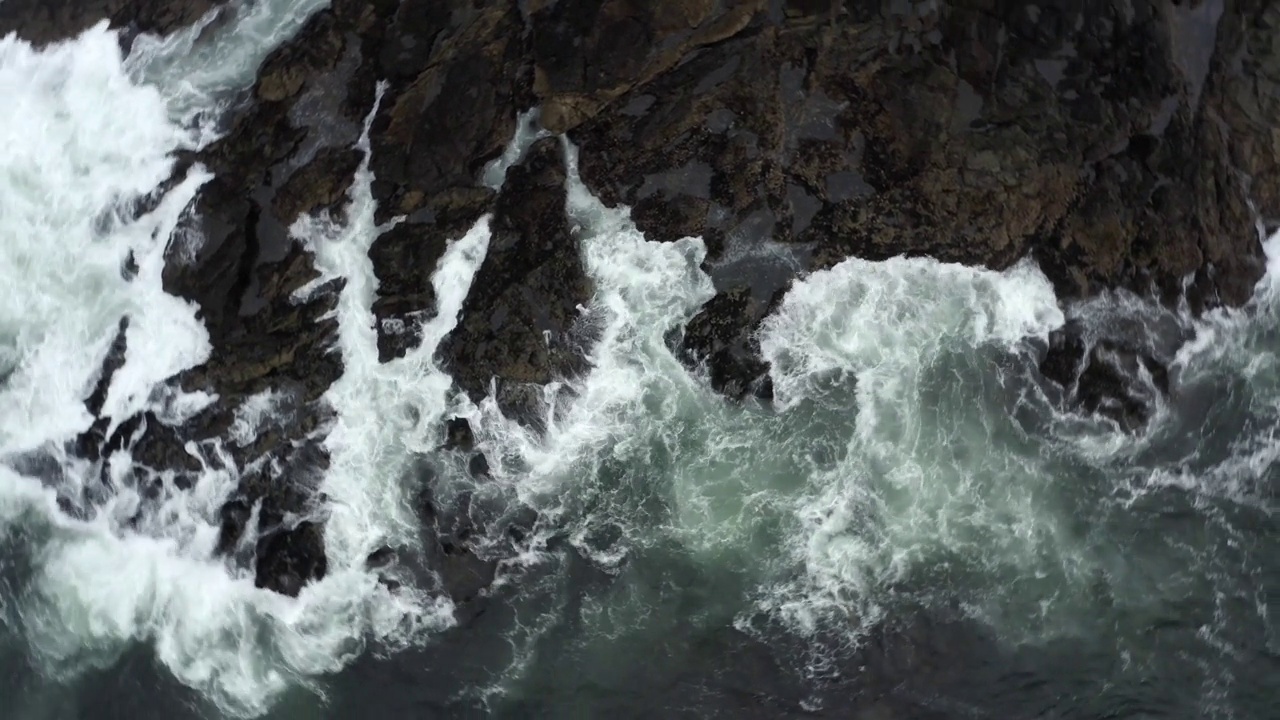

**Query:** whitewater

left=0, top=5, right=1275, bottom=720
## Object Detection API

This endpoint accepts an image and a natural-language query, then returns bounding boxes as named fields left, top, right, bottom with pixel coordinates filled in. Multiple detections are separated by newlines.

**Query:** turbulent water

left=0, top=6, right=1275, bottom=719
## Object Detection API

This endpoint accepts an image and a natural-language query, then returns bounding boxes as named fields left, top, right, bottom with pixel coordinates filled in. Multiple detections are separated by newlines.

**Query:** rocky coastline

left=4, top=0, right=1278, bottom=606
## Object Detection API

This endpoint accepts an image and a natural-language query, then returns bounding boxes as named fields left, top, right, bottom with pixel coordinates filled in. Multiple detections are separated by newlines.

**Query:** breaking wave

left=0, top=7, right=1273, bottom=720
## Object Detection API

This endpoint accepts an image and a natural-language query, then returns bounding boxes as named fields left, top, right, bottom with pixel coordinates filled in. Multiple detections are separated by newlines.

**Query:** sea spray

left=293, top=78, right=492, bottom=610
left=126, top=0, right=334, bottom=138
left=0, top=17, right=460, bottom=718
left=0, top=12, right=1274, bottom=717
left=0, top=25, right=201, bottom=452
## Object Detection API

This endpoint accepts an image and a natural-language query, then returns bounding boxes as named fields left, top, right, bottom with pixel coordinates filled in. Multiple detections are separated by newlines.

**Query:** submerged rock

left=1041, top=319, right=1173, bottom=432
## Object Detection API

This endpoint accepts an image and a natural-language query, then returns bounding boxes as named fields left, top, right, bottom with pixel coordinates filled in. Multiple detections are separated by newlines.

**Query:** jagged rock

left=254, top=520, right=327, bottom=597
left=550, top=0, right=1277, bottom=403
left=130, top=2, right=387, bottom=594
left=365, top=1, right=534, bottom=359
left=673, top=286, right=778, bottom=401
left=134, top=0, right=541, bottom=593
left=529, top=0, right=759, bottom=134
left=367, top=2, right=529, bottom=223
left=437, top=137, right=594, bottom=423
left=84, top=317, right=129, bottom=418
left=34, top=0, right=1280, bottom=599
left=1040, top=319, right=1174, bottom=431
left=72, top=317, right=132, bottom=463
left=367, top=217, right=458, bottom=362
left=272, top=147, right=364, bottom=223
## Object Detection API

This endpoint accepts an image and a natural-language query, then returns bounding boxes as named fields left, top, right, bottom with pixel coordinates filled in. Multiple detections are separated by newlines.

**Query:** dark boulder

left=366, top=545, right=397, bottom=570
left=254, top=520, right=328, bottom=597
left=1040, top=319, right=1175, bottom=431
left=442, top=417, right=477, bottom=452
left=672, top=286, right=779, bottom=401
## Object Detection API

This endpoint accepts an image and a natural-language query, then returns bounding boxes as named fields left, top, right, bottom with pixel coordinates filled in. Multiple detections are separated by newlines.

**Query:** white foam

left=1174, top=231, right=1280, bottom=377
left=465, top=138, right=715, bottom=509
left=1135, top=229, right=1280, bottom=508
left=758, top=255, right=1063, bottom=412
left=0, top=16, right=461, bottom=720
left=748, top=254, right=1081, bottom=641
left=456, top=150, right=1100, bottom=657
left=295, top=80, right=492, bottom=578
left=444, top=138, right=718, bottom=697
left=126, top=0, right=333, bottom=139
left=0, top=25, right=203, bottom=453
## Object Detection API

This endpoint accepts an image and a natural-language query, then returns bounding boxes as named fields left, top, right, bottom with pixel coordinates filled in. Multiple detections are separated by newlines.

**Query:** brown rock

left=272, top=147, right=364, bottom=225
left=368, top=3, right=531, bottom=222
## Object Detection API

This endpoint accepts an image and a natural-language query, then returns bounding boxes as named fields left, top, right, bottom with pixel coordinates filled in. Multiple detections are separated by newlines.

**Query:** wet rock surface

left=10, top=0, right=1280, bottom=595
left=438, top=137, right=594, bottom=424
left=672, top=286, right=779, bottom=401
left=135, top=2, right=379, bottom=595
left=553, top=0, right=1280, bottom=410
left=1040, top=319, right=1175, bottom=431
left=363, top=1, right=534, bottom=361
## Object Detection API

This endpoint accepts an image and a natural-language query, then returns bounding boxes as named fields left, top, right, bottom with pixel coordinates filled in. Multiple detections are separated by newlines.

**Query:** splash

left=0, top=13, right=456, bottom=718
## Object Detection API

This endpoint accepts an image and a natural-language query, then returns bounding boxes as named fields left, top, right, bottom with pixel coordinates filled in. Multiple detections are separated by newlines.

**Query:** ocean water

left=0, top=6, right=1275, bottom=720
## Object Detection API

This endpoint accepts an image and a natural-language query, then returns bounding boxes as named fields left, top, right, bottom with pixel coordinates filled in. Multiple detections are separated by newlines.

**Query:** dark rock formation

left=443, top=417, right=477, bottom=453
left=38, top=0, right=550, bottom=596
left=130, top=2, right=388, bottom=594
left=438, top=137, right=594, bottom=423
left=1041, top=319, right=1174, bottom=431
left=254, top=519, right=327, bottom=597
left=671, top=286, right=778, bottom=401
left=72, top=317, right=132, bottom=464
left=539, top=0, right=1280, bottom=416
left=16, top=0, right=1280, bottom=597
left=365, top=1, right=533, bottom=361
left=85, top=317, right=130, bottom=418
